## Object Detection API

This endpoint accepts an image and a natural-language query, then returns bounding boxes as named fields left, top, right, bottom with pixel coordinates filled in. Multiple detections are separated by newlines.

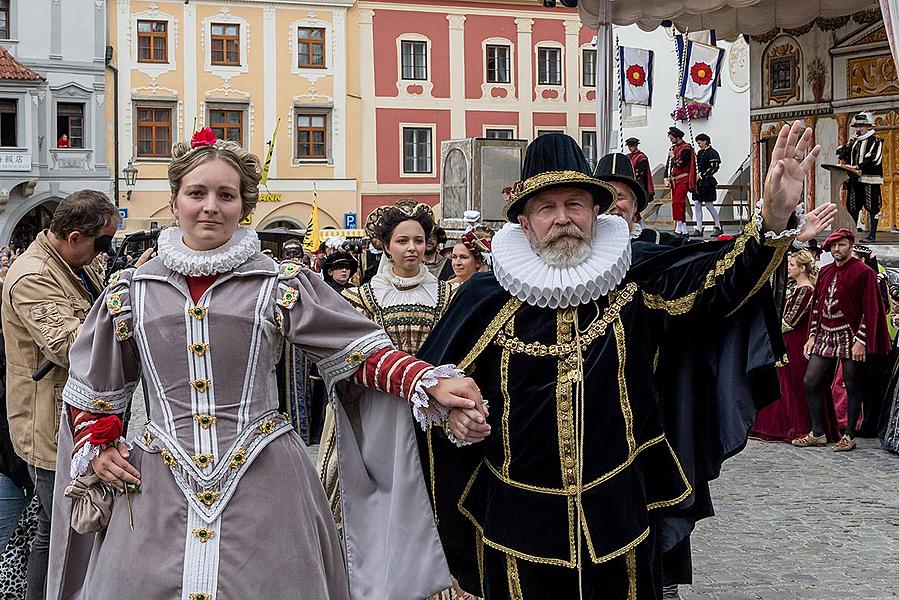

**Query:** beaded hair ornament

left=366, top=200, right=435, bottom=245
left=458, top=227, right=494, bottom=262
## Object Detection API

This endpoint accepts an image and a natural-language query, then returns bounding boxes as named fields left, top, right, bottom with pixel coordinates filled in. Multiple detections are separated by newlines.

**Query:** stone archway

left=1, top=195, right=62, bottom=250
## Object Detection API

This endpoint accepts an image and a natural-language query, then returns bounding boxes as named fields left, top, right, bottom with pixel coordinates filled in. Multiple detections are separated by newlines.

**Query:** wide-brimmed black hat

left=321, top=251, right=358, bottom=277
left=593, top=152, right=649, bottom=212
left=503, top=133, right=615, bottom=222
left=668, top=126, right=685, bottom=138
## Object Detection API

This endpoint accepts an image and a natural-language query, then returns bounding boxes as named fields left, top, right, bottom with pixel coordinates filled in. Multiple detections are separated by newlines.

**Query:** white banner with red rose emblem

left=619, top=46, right=653, bottom=106
left=679, top=40, right=724, bottom=105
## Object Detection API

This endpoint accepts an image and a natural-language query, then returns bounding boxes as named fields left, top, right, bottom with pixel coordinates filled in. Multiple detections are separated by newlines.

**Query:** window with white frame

left=401, top=40, right=428, bottom=80
left=486, top=44, right=511, bottom=84
left=211, top=23, right=241, bottom=66
left=57, top=103, right=85, bottom=149
left=0, top=1, right=10, bottom=40
left=137, top=20, right=168, bottom=63
left=403, top=127, right=432, bottom=174
left=295, top=111, right=330, bottom=160
left=297, top=27, right=326, bottom=68
left=582, top=49, right=596, bottom=87
left=581, top=131, right=597, bottom=168
left=208, top=105, right=246, bottom=145
left=537, top=129, right=563, bottom=137
left=0, top=99, right=16, bottom=147
left=485, top=128, right=514, bottom=140
left=537, top=47, right=562, bottom=85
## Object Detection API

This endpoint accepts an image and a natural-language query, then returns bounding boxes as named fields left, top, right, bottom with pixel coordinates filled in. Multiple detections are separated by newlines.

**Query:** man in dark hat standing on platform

left=839, top=112, right=883, bottom=241
left=665, top=127, right=696, bottom=238
left=692, top=133, right=723, bottom=238
left=793, top=228, right=891, bottom=451
left=626, top=137, right=655, bottom=204
left=418, top=123, right=824, bottom=598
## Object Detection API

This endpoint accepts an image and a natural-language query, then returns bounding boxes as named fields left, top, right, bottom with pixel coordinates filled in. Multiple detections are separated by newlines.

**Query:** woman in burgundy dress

left=752, top=250, right=820, bottom=441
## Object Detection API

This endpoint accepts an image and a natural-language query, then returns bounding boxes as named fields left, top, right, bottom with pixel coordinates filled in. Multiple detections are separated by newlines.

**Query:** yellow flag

left=259, top=118, right=280, bottom=186
left=302, top=192, right=320, bottom=253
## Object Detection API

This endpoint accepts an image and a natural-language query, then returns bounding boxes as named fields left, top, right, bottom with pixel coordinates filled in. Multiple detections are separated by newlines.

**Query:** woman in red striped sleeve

left=47, top=130, right=485, bottom=600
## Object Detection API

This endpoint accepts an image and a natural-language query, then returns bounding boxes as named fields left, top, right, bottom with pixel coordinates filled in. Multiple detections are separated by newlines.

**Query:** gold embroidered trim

left=726, top=229, right=793, bottom=317
left=192, top=528, right=215, bottom=543
left=192, top=453, right=214, bottom=468
left=188, top=342, right=209, bottom=357
left=507, top=554, right=524, bottom=600
left=613, top=318, right=636, bottom=455
left=108, top=270, right=122, bottom=285
left=477, top=531, right=486, bottom=593
left=505, top=171, right=616, bottom=217
left=641, top=220, right=759, bottom=315
left=495, top=284, right=637, bottom=357
left=259, top=419, right=276, bottom=435
left=142, top=429, right=153, bottom=446
left=279, top=261, right=301, bottom=279
left=194, top=414, right=216, bottom=429
left=188, top=594, right=212, bottom=600
left=458, top=297, right=523, bottom=371
left=627, top=549, right=638, bottom=600
left=500, top=317, right=514, bottom=479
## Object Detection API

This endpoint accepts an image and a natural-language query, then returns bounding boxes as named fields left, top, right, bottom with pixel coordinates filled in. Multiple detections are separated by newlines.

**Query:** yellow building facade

left=108, top=0, right=361, bottom=233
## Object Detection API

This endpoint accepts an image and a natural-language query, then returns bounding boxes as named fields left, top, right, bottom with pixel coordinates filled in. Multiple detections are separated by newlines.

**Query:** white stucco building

left=0, top=0, right=111, bottom=248
left=612, top=24, right=751, bottom=225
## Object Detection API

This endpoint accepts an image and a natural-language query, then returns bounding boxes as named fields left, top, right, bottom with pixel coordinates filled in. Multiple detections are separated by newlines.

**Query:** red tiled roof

left=0, top=45, right=44, bottom=81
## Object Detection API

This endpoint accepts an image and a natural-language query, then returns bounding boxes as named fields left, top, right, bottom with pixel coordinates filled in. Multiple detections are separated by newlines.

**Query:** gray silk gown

left=46, top=246, right=450, bottom=600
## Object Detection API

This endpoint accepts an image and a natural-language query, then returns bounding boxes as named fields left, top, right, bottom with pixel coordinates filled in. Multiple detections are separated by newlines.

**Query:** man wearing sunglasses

left=1, top=189, right=117, bottom=600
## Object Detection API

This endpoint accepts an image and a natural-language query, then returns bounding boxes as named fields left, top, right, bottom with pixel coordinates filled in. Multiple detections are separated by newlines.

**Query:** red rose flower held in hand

left=191, top=127, right=218, bottom=149
left=626, top=64, right=646, bottom=87
left=690, top=62, right=713, bottom=86
left=90, top=415, right=124, bottom=446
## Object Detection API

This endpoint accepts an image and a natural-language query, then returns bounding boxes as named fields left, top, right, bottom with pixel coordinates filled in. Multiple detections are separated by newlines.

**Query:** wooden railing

left=643, top=183, right=752, bottom=228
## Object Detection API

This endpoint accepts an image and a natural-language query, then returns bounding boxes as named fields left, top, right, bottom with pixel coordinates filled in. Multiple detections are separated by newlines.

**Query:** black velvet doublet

left=416, top=220, right=789, bottom=600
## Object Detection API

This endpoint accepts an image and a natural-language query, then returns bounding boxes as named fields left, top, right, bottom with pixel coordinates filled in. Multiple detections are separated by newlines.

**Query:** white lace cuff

left=410, top=364, right=464, bottom=430
left=69, top=436, right=131, bottom=479
left=754, top=198, right=804, bottom=241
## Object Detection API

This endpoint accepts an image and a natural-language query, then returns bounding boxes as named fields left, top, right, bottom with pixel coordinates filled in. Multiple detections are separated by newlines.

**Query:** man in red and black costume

left=626, top=137, right=655, bottom=204
left=793, top=228, right=891, bottom=451
left=665, top=127, right=696, bottom=238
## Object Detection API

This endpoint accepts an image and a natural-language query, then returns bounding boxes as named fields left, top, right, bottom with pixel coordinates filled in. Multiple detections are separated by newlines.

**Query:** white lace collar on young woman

left=491, top=214, right=632, bottom=309
left=157, top=226, right=261, bottom=276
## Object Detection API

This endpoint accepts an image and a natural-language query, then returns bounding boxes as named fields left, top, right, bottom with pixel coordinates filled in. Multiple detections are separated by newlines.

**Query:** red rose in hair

left=90, top=415, right=123, bottom=446
left=191, top=127, right=218, bottom=149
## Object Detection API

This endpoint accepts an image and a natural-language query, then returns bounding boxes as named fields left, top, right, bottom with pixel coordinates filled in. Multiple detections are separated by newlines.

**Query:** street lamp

left=122, top=158, right=138, bottom=202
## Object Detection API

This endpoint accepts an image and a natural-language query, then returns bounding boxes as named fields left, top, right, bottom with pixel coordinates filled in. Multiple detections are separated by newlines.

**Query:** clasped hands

left=426, top=376, right=491, bottom=444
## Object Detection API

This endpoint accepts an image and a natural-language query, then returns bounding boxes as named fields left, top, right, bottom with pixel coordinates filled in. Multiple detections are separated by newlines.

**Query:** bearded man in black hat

left=321, top=250, right=358, bottom=293
left=417, top=124, right=825, bottom=599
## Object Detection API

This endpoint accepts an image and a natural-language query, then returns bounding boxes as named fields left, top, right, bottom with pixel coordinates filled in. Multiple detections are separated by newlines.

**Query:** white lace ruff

left=491, top=214, right=632, bottom=309
left=158, top=226, right=261, bottom=276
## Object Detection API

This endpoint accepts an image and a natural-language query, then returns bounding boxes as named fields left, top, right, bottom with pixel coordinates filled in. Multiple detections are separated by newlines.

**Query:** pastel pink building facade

left=356, top=0, right=599, bottom=219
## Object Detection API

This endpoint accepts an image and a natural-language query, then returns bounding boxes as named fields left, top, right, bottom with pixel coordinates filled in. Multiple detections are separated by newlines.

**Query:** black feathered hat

left=668, top=126, right=685, bottom=138
left=503, top=133, right=615, bottom=222
left=593, top=152, right=649, bottom=212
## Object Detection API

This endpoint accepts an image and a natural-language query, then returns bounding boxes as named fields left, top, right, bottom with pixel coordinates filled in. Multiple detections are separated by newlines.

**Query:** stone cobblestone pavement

left=682, top=438, right=899, bottom=600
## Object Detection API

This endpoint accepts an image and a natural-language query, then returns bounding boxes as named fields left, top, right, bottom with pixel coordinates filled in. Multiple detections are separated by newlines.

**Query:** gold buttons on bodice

left=188, top=306, right=208, bottom=320
left=188, top=342, right=209, bottom=357
left=192, top=528, right=215, bottom=543
left=192, top=453, right=214, bottom=468
left=190, top=379, right=212, bottom=393
left=194, top=414, right=216, bottom=429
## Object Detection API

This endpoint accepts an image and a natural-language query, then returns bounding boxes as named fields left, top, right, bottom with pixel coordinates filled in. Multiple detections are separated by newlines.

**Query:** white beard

left=533, top=236, right=593, bottom=267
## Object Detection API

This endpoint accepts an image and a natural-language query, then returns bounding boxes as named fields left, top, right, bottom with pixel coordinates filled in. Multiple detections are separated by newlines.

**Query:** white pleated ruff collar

left=491, top=214, right=632, bottom=309
left=157, top=226, right=261, bottom=276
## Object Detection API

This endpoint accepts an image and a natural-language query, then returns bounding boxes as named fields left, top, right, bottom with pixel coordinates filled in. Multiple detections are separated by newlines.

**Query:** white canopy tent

left=579, top=0, right=879, bottom=41
left=576, top=0, right=890, bottom=152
